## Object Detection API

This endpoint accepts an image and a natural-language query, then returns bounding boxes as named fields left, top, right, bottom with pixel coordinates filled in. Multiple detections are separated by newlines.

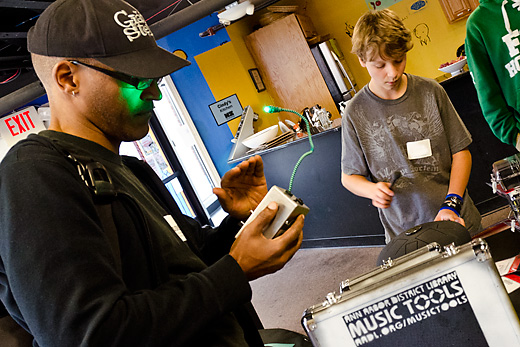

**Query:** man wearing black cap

left=0, top=0, right=305, bottom=346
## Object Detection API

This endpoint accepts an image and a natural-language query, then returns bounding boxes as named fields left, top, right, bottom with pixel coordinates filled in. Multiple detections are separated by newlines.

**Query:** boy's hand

left=341, top=174, right=395, bottom=209
left=229, top=201, right=304, bottom=281
left=434, top=209, right=466, bottom=226
left=370, top=182, right=394, bottom=209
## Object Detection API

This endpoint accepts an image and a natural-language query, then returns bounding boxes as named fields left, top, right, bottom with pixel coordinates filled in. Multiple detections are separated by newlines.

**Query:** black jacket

left=0, top=132, right=263, bottom=346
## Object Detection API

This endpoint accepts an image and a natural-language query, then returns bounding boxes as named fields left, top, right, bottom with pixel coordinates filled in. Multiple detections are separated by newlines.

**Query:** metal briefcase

left=302, top=239, right=520, bottom=346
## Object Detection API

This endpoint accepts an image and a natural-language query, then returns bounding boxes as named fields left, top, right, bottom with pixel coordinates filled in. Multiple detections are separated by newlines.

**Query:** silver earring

left=72, top=91, right=76, bottom=96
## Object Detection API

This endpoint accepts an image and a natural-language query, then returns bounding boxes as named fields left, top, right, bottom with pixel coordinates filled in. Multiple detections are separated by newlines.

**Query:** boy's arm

left=434, top=148, right=472, bottom=225
left=341, top=173, right=394, bottom=209
left=446, top=148, right=472, bottom=197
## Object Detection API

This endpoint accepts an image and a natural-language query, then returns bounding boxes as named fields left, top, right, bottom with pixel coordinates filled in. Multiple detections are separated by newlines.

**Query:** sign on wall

left=208, top=94, right=243, bottom=126
left=0, top=106, right=46, bottom=147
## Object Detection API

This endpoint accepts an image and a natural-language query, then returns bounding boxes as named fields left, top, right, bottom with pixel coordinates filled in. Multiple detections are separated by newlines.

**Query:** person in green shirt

left=466, top=0, right=520, bottom=149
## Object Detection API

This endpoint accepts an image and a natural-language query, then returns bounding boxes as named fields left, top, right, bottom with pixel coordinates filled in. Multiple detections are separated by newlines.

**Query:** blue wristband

left=445, top=193, right=463, bottom=204
left=439, top=205, right=460, bottom=217
left=440, top=194, right=463, bottom=217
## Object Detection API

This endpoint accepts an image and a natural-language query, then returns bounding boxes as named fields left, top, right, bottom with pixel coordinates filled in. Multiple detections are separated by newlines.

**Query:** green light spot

left=120, top=88, right=145, bottom=114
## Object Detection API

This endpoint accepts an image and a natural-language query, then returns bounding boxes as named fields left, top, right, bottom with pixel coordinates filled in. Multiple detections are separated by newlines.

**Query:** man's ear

left=358, top=57, right=367, bottom=68
left=54, top=61, right=78, bottom=95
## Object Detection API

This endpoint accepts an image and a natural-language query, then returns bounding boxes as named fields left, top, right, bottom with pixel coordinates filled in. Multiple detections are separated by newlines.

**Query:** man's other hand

left=213, top=155, right=268, bottom=220
left=229, top=201, right=304, bottom=280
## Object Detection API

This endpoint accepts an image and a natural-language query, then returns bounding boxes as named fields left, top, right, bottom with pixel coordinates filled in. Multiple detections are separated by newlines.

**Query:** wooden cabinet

left=438, top=0, right=479, bottom=23
left=245, top=14, right=339, bottom=124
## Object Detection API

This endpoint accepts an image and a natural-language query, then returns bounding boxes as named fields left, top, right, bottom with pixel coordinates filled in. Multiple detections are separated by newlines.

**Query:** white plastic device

left=236, top=185, right=309, bottom=239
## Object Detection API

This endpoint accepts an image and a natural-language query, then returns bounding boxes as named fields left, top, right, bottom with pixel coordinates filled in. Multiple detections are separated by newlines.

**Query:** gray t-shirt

left=341, top=74, right=481, bottom=242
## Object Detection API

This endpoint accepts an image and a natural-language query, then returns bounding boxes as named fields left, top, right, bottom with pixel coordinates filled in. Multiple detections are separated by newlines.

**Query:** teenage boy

left=340, top=9, right=481, bottom=242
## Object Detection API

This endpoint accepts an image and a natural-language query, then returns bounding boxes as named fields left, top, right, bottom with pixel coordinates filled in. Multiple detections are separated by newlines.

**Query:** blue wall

left=28, top=95, right=48, bottom=108
left=157, top=14, right=235, bottom=177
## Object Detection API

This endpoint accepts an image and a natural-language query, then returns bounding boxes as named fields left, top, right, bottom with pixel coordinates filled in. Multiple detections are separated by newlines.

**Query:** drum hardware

left=506, top=193, right=520, bottom=231
left=491, top=153, right=520, bottom=232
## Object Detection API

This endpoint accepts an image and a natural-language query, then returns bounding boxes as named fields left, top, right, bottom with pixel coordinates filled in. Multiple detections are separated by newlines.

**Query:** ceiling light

left=218, top=1, right=255, bottom=25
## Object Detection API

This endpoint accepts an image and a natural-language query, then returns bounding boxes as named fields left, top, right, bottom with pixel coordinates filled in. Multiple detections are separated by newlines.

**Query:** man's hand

left=213, top=155, right=268, bottom=220
left=434, top=209, right=466, bottom=226
left=229, top=201, right=304, bottom=281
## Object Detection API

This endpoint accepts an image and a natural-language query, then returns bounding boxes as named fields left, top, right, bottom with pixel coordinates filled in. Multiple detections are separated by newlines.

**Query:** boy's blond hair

left=351, top=9, right=413, bottom=62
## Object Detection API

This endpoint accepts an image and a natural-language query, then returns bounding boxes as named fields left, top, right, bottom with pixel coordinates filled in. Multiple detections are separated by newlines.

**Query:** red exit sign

left=0, top=106, right=46, bottom=147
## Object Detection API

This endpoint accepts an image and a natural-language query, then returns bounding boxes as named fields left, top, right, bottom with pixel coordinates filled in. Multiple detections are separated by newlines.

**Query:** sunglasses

left=69, top=60, right=162, bottom=90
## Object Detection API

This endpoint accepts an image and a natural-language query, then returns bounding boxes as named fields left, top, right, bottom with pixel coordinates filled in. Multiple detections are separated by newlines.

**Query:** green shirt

left=466, top=0, right=520, bottom=146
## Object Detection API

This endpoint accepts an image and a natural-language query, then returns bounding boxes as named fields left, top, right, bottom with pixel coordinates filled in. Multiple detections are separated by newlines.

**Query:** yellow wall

left=195, top=41, right=277, bottom=136
left=197, top=0, right=470, bottom=134
left=305, top=0, right=468, bottom=87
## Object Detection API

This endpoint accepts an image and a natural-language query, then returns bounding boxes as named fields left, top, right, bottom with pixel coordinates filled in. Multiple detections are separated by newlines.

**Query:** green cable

left=265, top=106, right=314, bottom=193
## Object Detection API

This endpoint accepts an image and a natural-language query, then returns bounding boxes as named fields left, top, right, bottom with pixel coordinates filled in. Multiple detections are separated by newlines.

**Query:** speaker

left=377, top=221, right=471, bottom=265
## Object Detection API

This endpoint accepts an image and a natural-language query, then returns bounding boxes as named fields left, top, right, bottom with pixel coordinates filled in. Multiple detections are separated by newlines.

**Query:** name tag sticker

left=406, top=139, right=432, bottom=160
left=164, top=215, right=187, bottom=242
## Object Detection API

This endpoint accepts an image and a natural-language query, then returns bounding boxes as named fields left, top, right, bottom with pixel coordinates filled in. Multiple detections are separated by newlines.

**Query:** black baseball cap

left=27, top=0, right=190, bottom=78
